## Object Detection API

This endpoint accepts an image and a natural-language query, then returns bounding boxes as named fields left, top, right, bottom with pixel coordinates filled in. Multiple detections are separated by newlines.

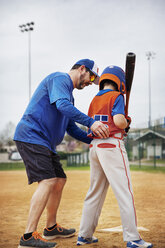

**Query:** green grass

left=0, top=162, right=25, bottom=170
left=0, top=161, right=165, bottom=173
left=130, top=164, right=165, bottom=173
left=65, top=166, right=90, bottom=171
left=139, top=159, right=165, bottom=164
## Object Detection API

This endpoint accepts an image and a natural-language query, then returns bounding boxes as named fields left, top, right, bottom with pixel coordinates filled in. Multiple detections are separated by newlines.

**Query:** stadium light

left=19, top=22, right=35, bottom=101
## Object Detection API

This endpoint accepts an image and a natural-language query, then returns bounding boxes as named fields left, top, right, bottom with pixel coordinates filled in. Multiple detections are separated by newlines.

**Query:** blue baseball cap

left=75, top=59, right=99, bottom=85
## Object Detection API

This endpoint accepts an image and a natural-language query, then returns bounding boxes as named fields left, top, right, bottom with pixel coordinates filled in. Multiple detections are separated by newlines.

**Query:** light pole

left=146, top=51, right=155, bottom=128
left=19, top=22, right=35, bottom=101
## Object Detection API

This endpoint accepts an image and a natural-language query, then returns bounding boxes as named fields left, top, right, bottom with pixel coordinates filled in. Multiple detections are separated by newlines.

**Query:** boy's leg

left=79, top=143, right=109, bottom=238
left=97, top=138, right=140, bottom=241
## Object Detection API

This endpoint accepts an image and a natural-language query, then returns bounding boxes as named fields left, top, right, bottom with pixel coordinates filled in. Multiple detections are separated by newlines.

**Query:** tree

left=0, top=121, right=16, bottom=147
left=64, top=124, right=89, bottom=152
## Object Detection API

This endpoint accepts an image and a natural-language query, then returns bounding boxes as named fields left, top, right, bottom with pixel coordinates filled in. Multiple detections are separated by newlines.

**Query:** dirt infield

left=0, top=170, right=164, bottom=248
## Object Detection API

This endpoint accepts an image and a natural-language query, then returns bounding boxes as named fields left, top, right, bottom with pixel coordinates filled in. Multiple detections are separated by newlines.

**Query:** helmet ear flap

left=99, top=81, right=104, bottom=90
left=121, top=82, right=126, bottom=94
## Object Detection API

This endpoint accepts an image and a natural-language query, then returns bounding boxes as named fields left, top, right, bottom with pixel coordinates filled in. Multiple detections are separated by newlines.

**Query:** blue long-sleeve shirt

left=14, top=72, right=93, bottom=153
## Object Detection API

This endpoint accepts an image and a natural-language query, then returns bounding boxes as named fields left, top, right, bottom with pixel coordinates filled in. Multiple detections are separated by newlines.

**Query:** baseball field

left=0, top=168, right=165, bottom=248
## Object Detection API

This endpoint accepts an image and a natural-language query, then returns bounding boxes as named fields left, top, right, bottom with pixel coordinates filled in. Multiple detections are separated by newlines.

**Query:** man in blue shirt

left=14, top=59, right=109, bottom=248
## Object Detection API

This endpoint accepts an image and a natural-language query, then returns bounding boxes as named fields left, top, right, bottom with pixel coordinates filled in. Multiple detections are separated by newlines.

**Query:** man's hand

left=90, top=121, right=110, bottom=139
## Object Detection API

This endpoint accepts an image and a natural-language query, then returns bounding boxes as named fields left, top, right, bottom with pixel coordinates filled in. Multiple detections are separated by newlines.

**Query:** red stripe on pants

left=118, top=140, right=138, bottom=227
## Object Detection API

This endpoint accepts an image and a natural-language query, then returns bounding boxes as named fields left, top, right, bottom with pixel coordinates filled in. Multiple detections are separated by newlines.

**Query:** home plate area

left=97, top=226, right=149, bottom=233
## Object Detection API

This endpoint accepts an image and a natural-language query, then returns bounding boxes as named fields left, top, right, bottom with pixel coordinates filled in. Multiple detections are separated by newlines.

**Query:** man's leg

left=25, top=178, right=57, bottom=233
left=46, top=178, right=66, bottom=228
left=15, top=142, right=59, bottom=247
left=43, top=177, right=76, bottom=240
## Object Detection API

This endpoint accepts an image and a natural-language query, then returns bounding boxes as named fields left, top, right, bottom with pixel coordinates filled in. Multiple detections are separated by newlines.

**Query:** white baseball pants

left=79, top=137, right=141, bottom=241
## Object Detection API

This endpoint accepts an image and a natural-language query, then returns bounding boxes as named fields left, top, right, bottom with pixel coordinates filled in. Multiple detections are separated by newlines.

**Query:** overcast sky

left=0, top=0, right=165, bottom=132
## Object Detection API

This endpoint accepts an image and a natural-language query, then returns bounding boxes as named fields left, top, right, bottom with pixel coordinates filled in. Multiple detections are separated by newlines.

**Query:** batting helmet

left=99, top=66, right=126, bottom=94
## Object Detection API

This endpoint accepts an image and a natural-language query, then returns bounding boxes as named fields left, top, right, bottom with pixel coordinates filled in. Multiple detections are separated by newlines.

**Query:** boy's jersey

left=88, top=89, right=125, bottom=138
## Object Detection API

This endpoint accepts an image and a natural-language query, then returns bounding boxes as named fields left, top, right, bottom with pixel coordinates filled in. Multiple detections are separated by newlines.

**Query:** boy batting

left=77, top=65, right=153, bottom=248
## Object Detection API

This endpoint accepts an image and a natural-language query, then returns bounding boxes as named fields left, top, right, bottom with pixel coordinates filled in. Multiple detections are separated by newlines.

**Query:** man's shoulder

left=46, top=72, right=69, bottom=80
left=46, top=72, right=72, bottom=87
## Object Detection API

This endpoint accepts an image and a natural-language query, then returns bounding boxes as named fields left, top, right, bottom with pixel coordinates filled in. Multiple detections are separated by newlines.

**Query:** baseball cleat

left=43, top=223, right=76, bottom=240
left=77, top=236, right=98, bottom=245
left=127, top=239, right=153, bottom=248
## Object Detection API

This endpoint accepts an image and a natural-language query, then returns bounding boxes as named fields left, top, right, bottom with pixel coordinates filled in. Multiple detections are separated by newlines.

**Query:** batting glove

left=125, top=116, right=131, bottom=133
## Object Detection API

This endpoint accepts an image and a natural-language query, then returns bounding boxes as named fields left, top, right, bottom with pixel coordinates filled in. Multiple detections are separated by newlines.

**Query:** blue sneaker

left=127, top=239, right=153, bottom=248
left=77, top=236, right=98, bottom=245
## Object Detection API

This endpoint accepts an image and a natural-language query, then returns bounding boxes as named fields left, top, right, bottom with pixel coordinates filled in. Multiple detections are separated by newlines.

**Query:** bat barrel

left=127, top=52, right=135, bottom=56
left=125, top=52, right=136, bottom=116
left=126, top=52, right=136, bottom=65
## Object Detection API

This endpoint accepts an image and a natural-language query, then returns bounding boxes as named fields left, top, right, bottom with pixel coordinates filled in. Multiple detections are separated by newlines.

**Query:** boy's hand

left=125, top=116, right=131, bottom=133
left=90, top=121, right=110, bottom=139
left=126, top=116, right=131, bottom=126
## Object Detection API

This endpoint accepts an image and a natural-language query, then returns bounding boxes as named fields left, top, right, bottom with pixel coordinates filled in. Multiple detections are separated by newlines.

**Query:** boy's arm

left=113, top=114, right=128, bottom=129
left=112, top=94, right=131, bottom=130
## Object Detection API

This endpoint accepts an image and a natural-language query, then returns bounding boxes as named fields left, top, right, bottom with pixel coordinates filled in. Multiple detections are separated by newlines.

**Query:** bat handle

left=125, top=92, right=130, bottom=117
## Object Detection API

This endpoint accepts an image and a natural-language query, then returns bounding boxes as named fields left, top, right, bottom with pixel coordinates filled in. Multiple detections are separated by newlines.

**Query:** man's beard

left=78, top=75, right=88, bottom=89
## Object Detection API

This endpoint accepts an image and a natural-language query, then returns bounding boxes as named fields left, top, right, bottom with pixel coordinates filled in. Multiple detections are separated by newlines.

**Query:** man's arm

left=56, top=99, right=109, bottom=139
left=66, top=120, right=92, bottom=144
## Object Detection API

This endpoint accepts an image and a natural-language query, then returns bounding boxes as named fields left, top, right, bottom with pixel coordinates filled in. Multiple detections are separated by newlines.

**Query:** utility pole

left=146, top=51, right=155, bottom=128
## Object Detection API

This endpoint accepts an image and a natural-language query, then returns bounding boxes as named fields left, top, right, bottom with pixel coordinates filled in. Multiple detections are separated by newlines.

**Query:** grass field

left=0, top=161, right=165, bottom=173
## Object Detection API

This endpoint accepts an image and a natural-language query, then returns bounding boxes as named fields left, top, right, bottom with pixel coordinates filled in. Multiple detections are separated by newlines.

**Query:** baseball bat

left=125, top=52, right=136, bottom=117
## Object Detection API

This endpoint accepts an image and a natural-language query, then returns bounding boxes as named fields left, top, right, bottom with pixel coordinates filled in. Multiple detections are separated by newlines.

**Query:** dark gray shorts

left=15, top=141, right=66, bottom=184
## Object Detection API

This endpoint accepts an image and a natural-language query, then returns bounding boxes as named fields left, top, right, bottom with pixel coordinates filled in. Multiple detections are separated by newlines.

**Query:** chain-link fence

left=67, top=151, right=89, bottom=167
left=66, top=124, right=165, bottom=167
left=125, top=123, right=165, bottom=167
